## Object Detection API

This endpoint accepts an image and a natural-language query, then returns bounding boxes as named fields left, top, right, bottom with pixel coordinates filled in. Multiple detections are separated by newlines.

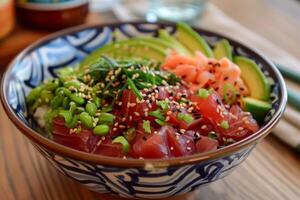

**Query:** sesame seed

left=113, top=128, right=117, bottom=131
left=170, top=147, right=174, bottom=150
left=134, top=112, right=140, bottom=116
left=187, top=147, right=191, bottom=151
left=201, top=125, right=207, bottom=129
left=180, top=129, right=186, bottom=134
left=96, top=140, right=102, bottom=146
left=238, top=127, right=244, bottom=131
left=131, top=103, right=136, bottom=107
left=186, top=140, right=191, bottom=144
left=118, top=102, right=122, bottom=106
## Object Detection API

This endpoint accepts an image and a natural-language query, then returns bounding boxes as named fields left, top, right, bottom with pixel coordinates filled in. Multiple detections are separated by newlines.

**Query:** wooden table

left=1, top=1, right=300, bottom=200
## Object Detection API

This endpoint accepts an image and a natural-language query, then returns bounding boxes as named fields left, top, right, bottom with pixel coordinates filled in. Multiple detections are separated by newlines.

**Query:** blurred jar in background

left=15, top=0, right=89, bottom=30
left=0, top=0, right=15, bottom=40
left=147, top=0, right=208, bottom=23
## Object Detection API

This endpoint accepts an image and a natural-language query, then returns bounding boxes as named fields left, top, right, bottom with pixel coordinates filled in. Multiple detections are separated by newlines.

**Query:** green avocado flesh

left=81, top=39, right=167, bottom=67
left=175, top=22, right=214, bottom=57
left=213, top=39, right=233, bottom=60
left=158, top=29, right=192, bottom=55
left=243, top=97, right=271, bottom=122
left=234, top=56, right=270, bottom=101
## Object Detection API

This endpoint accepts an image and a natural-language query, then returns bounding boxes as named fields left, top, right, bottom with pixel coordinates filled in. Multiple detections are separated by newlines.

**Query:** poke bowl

left=0, top=22, right=287, bottom=199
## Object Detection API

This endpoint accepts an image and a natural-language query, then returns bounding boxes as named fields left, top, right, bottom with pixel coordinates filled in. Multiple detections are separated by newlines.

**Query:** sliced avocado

left=213, top=39, right=233, bottom=60
left=242, top=97, right=271, bottom=122
left=174, top=22, right=214, bottom=57
left=234, top=56, right=270, bottom=101
left=158, top=29, right=192, bottom=55
left=81, top=39, right=167, bottom=67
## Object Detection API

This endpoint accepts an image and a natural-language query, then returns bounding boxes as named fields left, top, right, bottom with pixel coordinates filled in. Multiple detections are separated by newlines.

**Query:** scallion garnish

left=155, top=118, right=167, bottom=125
left=149, top=109, right=165, bottom=121
left=208, top=131, right=218, bottom=140
left=127, top=78, right=143, bottom=100
left=223, top=83, right=237, bottom=105
left=157, top=100, right=169, bottom=111
left=220, top=120, right=229, bottom=129
left=177, top=113, right=194, bottom=124
left=142, top=120, right=151, bottom=134
left=112, top=136, right=130, bottom=153
left=197, top=88, right=210, bottom=98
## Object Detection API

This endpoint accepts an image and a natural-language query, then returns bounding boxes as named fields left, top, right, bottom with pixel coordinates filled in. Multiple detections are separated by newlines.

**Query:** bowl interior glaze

left=1, top=22, right=287, bottom=167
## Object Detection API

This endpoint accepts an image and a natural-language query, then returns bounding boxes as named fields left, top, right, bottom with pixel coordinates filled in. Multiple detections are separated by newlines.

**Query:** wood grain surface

left=1, top=1, right=300, bottom=200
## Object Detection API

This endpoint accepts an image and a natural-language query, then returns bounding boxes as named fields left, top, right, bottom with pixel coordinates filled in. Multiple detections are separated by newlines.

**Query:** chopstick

left=275, top=64, right=300, bottom=84
left=274, top=63, right=300, bottom=111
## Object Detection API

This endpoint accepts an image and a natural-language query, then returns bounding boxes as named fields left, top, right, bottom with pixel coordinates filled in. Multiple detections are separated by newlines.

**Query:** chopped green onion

left=197, top=88, right=210, bottom=98
left=79, top=112, right=93, bottom=129
left=223, top=83, right=237, bottom=105
left=157, top=100, right=169, bottom=111
left=98, top=113, right=115, bottom=125
left=112, top=136, right=130, bottom=153
left=220, top=120, right=229, bottom=129
left=142, top=120, right=151, bottom=134
left=123, top=128, right=136, bottom=141
left=177, top=113, right=194, bottom=124
left=93, top=124, right=110, bottom=136
left=59, top=110, right=73, bottom=125
left=208, top=131, right=218, bottom=140
left=86, top=102, right=97, bottom=116
left=155, top=118, right=167, bottom=125
left=127, top=78, right=143, bottom=100
left=75, top=126, right=82, bottom=134
left=149, top=109, right=165, bottom=121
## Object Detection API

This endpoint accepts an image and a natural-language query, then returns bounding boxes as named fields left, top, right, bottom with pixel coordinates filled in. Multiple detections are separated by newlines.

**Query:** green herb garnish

left=177, top=113, right=194, bottom=124
left=142, top=120, right=151, bottom=134
left=197, top=88, right=210, bottom=98
left=112, top=136, right=130, bottom=153
left=127, top=78, right=143, bottom=100
left=220, top=120, right=229, bottom=129
left=157, top=100, right=169, bottom=111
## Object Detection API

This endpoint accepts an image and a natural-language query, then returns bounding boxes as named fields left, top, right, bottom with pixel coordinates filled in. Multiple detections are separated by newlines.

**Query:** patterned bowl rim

left=1, top=21, right=287, bottom=168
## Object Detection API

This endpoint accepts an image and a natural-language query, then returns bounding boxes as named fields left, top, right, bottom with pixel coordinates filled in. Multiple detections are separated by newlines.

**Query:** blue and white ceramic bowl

left=1, top=22, right=287, bottom=199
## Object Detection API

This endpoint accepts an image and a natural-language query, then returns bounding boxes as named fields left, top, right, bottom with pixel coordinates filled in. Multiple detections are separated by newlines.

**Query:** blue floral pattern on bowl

left=2, top=22, right=285, bottom=199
